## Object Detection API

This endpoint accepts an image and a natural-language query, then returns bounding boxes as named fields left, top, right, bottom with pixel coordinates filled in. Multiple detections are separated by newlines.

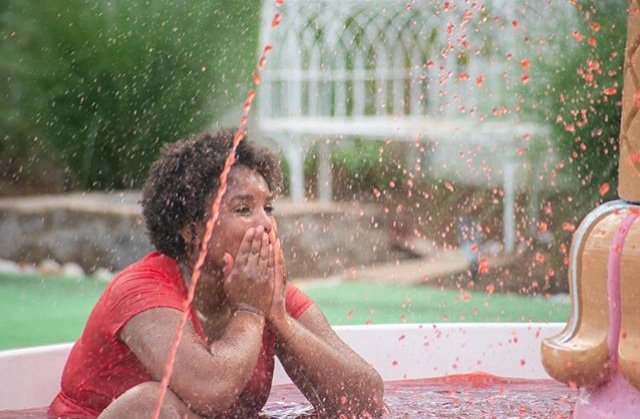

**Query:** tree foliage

left=537, top=0, right=625, bottom=211
left=1, top=0, right=260, bottom=190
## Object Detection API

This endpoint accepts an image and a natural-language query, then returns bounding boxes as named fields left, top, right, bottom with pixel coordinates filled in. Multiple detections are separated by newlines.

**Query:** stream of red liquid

left=151, top=2, right=283, bottom=418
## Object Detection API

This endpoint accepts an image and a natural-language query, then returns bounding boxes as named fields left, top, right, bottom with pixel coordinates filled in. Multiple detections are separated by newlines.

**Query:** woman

left=48, top=131, right=385, bottom=418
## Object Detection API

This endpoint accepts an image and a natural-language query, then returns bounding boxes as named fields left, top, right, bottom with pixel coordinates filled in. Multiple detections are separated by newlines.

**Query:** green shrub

left=534, top=0, right=624, bottom=213
left=1, top=0, right=260, bottom=190
left=330, top=139, right=406, bottom=198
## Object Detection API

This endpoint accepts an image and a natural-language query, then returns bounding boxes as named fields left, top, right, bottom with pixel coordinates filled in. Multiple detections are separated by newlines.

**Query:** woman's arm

left=267, top=231, right=385, bottom=417
left=121, top=306, right=264, bottom=417
left=272, top=307, right=385, bottom=417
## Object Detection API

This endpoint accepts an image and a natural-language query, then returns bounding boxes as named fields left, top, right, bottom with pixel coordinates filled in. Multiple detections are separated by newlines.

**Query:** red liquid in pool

left=0, top=374, right=578, bottom=418
left=263, top=374, right=577, bottom=418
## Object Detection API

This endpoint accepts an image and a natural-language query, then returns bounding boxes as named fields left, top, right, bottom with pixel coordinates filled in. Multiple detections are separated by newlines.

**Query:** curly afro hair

left=142, top=130, right=283, bottom=261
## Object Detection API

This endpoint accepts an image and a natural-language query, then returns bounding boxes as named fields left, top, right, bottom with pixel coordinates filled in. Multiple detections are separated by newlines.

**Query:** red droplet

left=258, top=46, right=273, bottom=70
left=599, top=182, right=610, bottom=196
left=392, top=360, right=399, bottom=366
left=458, top=72, right=470, bottom=81
left=535, top=252, right=545, bottom=263
left=275, top=0, right=285, bottom=6
left=590, top=22, right=601, bottom=32
left=398, top=334, right=406, bottom=341
left=347, top=309, right=354, bottom=318
left=233, top=129, right=246, bottom=144
left=511, top=20, right=518, bottom=28
left=246, top=89, right=256, bottom=103
left=603, top=87, right=617, bottom=96
left=588, top=37, right=597, bottom=47
left=478, top=259, right=489, bottom=274
left=538, top=222, right=548, bottom=232
left=520, top=359, right=526, bottom=367
left=475, top=74, right=485, bottom=86
left=258, top=56, right=267, bottom=70
left=562, top=222, right=576, bottom=232
left=521, top=72, right=529, bottom=84
left=252, top=70, right=261, bottom=85
left=271, top=13, right=282, bottom=28
left=572, top=31, right=584, bottom=42
left=520, top=59, right=530, bottom=69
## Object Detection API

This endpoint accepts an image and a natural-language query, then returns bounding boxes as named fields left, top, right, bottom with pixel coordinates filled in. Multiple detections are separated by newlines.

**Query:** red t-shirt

left=48, top=251, right=313, bottom=418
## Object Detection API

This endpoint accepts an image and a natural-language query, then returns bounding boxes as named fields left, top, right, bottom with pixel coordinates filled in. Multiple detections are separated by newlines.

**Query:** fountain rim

left=0, top=321, right=565, bottom=411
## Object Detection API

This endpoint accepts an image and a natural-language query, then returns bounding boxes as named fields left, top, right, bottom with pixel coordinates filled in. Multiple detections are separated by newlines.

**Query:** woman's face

left=200, top=164, right=276, bottom=272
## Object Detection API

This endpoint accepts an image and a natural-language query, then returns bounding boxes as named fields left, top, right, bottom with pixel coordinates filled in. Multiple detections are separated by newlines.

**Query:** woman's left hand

left=267, top=230, right=287, bottom=323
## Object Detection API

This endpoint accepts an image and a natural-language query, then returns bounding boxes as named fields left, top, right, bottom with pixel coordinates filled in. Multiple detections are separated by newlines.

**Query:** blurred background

left=0, top=0, right=623, bottom=349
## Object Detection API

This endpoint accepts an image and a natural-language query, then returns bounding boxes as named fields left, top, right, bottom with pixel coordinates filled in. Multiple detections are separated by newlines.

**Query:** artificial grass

left=0, top=272, right=569, bottom=350
left=0, top=273, right=106, bottom=350
left=302, top=281, right=570, bottom=325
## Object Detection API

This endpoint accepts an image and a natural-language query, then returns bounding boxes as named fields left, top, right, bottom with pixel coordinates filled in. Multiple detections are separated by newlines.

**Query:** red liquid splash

left=151, top=2, right=285, bottom=418
left=271, top=13, right=282, bottom=28
left=263, top=374, right=577, bottom=418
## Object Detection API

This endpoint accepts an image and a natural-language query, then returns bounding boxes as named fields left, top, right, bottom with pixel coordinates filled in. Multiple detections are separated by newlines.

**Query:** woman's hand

left=267, top=230, right=288, bottom=323
left=222, top=226, right=274, bottom=315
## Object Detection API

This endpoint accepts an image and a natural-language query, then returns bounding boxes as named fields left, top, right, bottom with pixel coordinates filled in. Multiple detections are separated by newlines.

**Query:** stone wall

left=0, top=193, right=402, bottom=279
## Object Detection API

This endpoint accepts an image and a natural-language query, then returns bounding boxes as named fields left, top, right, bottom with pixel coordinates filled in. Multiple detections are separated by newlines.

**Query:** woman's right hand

left=222, top=226, right=274, bottom=315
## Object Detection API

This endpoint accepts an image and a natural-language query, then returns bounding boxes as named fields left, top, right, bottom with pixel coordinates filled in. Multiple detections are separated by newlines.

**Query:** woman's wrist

left=233, top=303, right=265, bottom=320
left=273, top=315, right=299, bottom=346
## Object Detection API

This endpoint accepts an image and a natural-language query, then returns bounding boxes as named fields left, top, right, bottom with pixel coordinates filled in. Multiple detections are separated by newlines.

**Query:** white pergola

left=257, top=0, right=576, bottom=253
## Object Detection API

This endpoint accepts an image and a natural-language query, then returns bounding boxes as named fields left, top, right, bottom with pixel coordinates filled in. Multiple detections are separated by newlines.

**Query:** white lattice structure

left=258, top=0, right=577, bottom=252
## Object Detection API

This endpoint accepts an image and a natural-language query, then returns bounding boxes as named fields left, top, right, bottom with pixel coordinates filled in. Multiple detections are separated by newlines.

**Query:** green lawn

left=0, top=273, right=569, bottom=350
left=304, top=281, right=569, bottom=325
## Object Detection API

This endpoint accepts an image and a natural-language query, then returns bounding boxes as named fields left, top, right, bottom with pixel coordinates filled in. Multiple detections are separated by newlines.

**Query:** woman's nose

left=255, top=209, right=274, bottom=233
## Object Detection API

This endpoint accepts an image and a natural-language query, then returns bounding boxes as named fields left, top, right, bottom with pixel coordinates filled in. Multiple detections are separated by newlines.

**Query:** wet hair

left=142, top=130, right=282, bottom=260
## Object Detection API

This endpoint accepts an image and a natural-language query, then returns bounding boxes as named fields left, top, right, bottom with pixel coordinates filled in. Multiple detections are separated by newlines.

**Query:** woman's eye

left=265, top=205, right=274, bottom=214
left=236, top=207, right=251, bottom=215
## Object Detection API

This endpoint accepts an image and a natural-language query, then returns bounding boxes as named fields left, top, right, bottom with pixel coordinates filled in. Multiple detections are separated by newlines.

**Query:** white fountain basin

left=0, top=322, right=564, bottom=410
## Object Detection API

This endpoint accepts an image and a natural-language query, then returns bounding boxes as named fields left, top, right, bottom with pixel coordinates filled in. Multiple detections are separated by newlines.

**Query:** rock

left=0, top=259, right=21, bottom=274
left=92, top=267, right=114, bottom=283
left=62, top=262, right=85, bottom=278
left=546, top=293, right=570, bottom=304
left=18, top=263, right=37, bottom=275
left=38, top=259, right=63, bottom=275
